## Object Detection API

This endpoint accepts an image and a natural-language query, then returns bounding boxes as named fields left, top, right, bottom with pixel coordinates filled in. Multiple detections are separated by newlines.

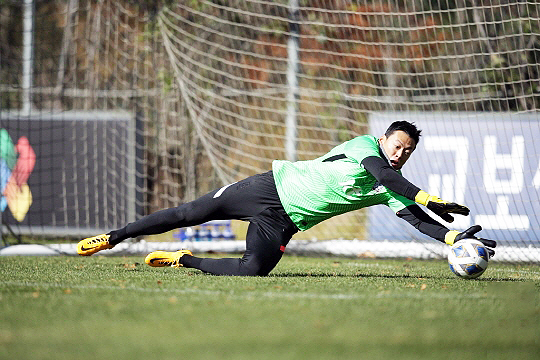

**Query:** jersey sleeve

left=341, top=135, right=381, bottom=164
left=384, top=190, right=416, bottom=213
left=343, top=135, right=420, bottom=201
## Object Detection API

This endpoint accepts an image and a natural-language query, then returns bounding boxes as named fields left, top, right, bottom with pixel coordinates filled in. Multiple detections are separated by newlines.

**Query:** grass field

left=1, top=254, right=539, bottom=360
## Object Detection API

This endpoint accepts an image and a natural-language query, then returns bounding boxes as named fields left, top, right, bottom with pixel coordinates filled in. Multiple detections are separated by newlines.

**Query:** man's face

left=378, top=130, right=416, bottom=170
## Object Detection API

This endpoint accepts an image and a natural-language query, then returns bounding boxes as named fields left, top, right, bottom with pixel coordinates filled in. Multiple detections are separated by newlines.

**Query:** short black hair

left=385, top=121, right=422, bottom=145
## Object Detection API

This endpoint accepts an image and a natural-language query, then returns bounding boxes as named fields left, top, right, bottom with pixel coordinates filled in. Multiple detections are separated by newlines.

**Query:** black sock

left=108, top=228, right=128, bottom=246
left=180, top=254, right=201, bottom=268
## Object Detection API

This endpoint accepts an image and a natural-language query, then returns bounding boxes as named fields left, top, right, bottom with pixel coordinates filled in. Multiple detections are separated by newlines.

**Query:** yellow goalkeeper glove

left=444, top=225, right=497, bottom=258
left=415, top=190, right=470, bottom=223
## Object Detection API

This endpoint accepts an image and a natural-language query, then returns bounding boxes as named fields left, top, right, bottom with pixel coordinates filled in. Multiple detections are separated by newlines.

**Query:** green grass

left=1, top=255, right=539, bottom=360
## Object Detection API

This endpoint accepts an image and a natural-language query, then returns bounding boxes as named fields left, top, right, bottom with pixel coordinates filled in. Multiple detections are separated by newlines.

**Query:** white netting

left=0, top=0, right=539, bottom=261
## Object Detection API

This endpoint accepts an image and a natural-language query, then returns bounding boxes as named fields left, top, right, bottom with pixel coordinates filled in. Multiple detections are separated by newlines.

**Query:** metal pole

left=285, top=0, right=300, bottom=162
left=22, top=0, right=34, bottom=115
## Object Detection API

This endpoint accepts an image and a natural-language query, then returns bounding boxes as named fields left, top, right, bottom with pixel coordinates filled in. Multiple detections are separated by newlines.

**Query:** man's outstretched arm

left=396, top=204, right=448, bottom=241
left=361, top=156, right=420, bottom=199
left=361, top=156, right=469, bottom=223
left=396, top=205, right=497, bottom=257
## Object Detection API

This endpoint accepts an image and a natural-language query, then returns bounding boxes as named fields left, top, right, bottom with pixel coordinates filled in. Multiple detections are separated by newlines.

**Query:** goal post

left=0, top=0, right=539, bottom=261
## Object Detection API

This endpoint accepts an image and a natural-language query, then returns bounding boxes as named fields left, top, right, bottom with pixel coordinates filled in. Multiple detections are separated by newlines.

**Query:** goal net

left=1, top=0, right=539, bottom=262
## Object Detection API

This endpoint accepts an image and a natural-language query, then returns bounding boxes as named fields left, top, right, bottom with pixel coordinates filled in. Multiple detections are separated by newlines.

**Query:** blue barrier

left=174, top=220, right=236, bottom=242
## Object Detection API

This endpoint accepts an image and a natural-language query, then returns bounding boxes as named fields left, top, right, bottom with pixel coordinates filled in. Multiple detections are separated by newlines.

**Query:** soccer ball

left=447, top=239, right=489, bottom=279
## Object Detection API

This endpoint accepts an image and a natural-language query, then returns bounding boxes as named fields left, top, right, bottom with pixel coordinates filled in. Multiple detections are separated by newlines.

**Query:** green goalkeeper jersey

left=272, top=135, right=415, bottom=231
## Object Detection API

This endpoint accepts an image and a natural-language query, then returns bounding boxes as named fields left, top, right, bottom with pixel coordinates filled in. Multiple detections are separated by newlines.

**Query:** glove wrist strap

left=444, top=230, right=460, bottom=245
left=415, top=190, right=430, bottom=206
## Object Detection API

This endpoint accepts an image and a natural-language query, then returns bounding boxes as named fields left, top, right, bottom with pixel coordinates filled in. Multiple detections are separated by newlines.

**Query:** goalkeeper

left=77, top=121, right=496, bottom=276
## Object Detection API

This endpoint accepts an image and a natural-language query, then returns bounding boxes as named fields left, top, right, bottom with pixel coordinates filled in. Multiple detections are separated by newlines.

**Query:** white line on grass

left=3, top=281, right=497, bottom=301
left=342, top=262, right=540, bottom=277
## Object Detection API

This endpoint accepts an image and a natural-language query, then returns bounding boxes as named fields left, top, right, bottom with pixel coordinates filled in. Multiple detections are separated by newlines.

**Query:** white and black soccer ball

left=447, top=239, right=489, bottom=279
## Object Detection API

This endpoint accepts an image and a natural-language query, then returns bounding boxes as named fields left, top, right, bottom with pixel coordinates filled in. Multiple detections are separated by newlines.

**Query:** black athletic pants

left=108, top=171, right=298, bottom=276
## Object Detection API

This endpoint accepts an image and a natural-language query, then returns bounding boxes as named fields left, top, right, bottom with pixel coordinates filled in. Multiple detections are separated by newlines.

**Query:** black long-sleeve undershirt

left=360, top=156, right=420, bottom=200
left=396, top=204, right=449, bottom=242
left=358, top=152, right=447, bottom=242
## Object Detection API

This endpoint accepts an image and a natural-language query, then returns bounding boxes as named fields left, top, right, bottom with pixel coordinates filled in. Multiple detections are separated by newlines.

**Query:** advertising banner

left=369, top=112, right=540, bottom=245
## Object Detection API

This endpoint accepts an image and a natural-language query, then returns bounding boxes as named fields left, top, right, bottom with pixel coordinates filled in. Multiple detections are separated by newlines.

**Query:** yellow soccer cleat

left=145, top=250, right=193, bottom=268
left=77, top=234, right=113, bottom=256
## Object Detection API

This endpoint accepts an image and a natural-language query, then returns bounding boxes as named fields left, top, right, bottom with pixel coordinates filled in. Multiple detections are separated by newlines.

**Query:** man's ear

left=378, top=135, right=387, bottom=144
